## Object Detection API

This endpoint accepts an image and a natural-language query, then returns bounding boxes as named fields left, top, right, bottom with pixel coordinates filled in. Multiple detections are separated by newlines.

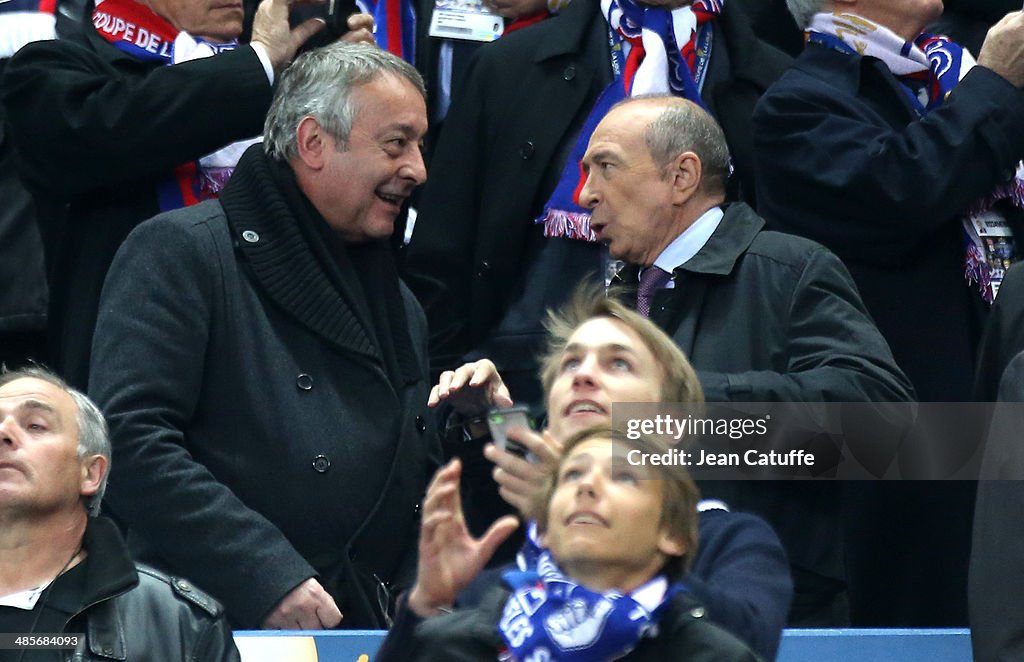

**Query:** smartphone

left=487, top=406, right=532, bottom=459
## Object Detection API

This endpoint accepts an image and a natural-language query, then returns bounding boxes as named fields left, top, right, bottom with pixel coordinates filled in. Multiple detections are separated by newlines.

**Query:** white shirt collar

left=630, top=576, right=670, bottom=611
left=650, top=206, right=724, bottom=283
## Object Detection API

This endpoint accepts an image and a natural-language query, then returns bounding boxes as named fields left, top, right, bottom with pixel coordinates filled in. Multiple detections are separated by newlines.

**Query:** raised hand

left=406, top=459, right=519, bottom=617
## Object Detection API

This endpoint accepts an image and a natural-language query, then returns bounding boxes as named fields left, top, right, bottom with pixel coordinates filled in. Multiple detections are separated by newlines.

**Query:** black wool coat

left=90, top=148, right=442, bottom=629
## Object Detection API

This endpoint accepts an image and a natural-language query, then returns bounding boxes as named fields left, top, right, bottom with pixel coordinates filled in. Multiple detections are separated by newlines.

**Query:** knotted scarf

left=808, top=12, right=1022, bottom=302
left=498, top=528, right=680, bottom=661
left=92, top=0, right=259, bottom=210
left=536, top=0, right=723, bottom=242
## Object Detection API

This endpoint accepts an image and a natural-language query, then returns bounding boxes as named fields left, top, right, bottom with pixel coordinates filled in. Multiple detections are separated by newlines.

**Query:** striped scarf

left=536, top=0, right=722, bottom=241
left=808, top=12, right=1022, bottom=302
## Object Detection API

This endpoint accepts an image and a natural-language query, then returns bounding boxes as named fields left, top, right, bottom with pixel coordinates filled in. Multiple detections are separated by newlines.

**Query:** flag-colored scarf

left=808, top=12, right=1022, bottom=302
left=536, top=0, right=723, bottom=241
left=0, top=0, right=57, bottom=58
left=361, top=0, right=415, bottom=62
left=92, top=0, right=257, bottom=210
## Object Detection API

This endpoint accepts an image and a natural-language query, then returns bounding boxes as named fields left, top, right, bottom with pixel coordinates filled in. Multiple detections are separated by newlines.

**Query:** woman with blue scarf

left=378, top=425, right=759, bottom=660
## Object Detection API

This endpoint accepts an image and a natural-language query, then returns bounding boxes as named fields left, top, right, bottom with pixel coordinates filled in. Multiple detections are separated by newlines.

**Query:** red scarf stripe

left=386, top=0, right=402, bottom=57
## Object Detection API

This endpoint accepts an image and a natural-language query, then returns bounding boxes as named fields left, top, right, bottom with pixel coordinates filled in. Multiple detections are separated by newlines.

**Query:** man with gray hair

left=0, top=366, right=239, bottom=660
left=89, top=41, right=439, bottom=630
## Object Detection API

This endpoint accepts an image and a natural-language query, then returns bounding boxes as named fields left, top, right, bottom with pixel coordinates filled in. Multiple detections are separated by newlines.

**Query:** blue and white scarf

left=808, top=12, right=1022, bottom=302
left=498, top=543, right=680, bottom=661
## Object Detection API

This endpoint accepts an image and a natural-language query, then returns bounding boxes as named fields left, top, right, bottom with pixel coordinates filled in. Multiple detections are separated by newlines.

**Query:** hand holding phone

left=487, top=406, right=533, bottom=459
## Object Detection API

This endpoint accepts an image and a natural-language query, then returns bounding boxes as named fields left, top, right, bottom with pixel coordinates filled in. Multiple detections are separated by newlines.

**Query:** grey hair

left=0, top=366, right=111, bottom=517
left=786, top=0, right=828, bottom=29
left=623, top=96, right=731, bottom=198
left=263, top=42, right=426, bottom=161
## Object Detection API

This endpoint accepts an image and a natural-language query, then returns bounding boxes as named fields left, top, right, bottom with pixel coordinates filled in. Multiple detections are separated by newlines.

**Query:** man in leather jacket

left=0, top=366, right=238, bottom=661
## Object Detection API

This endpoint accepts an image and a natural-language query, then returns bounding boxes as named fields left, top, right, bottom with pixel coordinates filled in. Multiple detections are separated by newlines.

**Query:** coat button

left=175, top=579, right=192, bottom=592
left=562, top=64, right=576, bottom=81
left=475, top=260, right=492, bottom=278
left=519, top=141, right=535, bottom=160
left=415, top=415, right=427, bottom=433
left=312, top=454, right=331, bottom=473
left=242, top=230, right=260, bottom=243
left=296, top=373, right=313, bottom=391
left=690, top=606, right=706, bottom=618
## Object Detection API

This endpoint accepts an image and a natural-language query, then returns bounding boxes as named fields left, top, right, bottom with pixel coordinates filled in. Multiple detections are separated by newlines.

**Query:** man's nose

left=572, top=354, right=600, bottom=385
left=575, top=467, right=601, bottom=496
left=576, top=172, right=598, bottom=209
left=403, top=147, right=427, bottom=186
left=0, top=415, right=16, bottom=444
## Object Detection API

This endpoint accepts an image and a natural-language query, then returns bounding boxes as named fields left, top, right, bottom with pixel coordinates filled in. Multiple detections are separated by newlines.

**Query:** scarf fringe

left=540, top=209, right=598, bottom=241
left=967, top=175, right=1024, bottom=217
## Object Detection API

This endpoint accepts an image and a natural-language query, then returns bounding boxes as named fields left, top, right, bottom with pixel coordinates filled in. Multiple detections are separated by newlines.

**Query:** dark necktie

left=636, top=266, right=671, bottom=317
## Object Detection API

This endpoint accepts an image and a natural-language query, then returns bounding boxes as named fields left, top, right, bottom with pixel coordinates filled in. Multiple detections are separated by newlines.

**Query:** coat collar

left=675, top=202, right=763, bottom=277
left=76, top=517, right=139, bottom=660
left=794, top=41, right=920, bottom=120
left=219, top=145, right=386, bottom=366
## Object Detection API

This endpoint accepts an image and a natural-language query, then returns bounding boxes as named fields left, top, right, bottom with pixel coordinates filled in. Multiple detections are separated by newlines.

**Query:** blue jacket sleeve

left=686, top=508, right=793, bottom=661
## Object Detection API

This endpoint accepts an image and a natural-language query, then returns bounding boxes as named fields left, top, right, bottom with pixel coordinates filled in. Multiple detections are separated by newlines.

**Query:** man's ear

left=657, top=529, right=687, bottom=559
left=294, top=116, right=331, bottom=170
left=80, top=454, right=108, bottom=500
left=669, top=151, right=702, bottom=206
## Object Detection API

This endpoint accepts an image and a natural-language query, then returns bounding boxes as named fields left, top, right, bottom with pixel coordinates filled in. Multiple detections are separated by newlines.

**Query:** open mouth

left=565, top=401, right=607, bottom=417
left=376, top=191, right=405, bottom=207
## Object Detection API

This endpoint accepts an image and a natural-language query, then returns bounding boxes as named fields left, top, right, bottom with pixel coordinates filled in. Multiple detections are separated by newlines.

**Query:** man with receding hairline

left=570, top=94, right=914, bottom=624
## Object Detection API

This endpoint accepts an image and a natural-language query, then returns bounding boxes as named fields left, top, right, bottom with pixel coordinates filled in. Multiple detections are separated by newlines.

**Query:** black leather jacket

left=61, top=517, right=239, bottom=662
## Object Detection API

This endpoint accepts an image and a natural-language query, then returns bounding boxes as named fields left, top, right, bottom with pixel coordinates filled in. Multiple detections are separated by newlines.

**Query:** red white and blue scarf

left=1, top=0, right=57, bottom=58
left=808, top=12, right=1022, bottom=302
left=536, top=0, right=723, bottom=241
left=92, top=0, right=255, bottom=211
left=361, top=0, right=415, bottom=62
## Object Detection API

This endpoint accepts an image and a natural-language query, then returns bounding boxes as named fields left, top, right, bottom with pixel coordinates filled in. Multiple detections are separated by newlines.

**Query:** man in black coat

left=88, top=43, right=441, bottom=631
left=0, top=0, right=366, bottom=388
left=571, top=94, right=913, bottom=625
left=752, top=0, right=1024, bottom=626
left=0, top=366, right=239, bottom=661
left=402, top=0, right=793, bottom=406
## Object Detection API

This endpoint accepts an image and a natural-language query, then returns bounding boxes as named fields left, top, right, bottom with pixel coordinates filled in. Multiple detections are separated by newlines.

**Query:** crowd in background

left=2, top=0, right=1024, bottom=660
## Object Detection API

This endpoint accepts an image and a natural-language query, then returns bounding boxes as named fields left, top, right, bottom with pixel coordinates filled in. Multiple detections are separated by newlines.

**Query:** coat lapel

left=653, top=204, right=764, bottom=355
left=220, top=147, right=384, bottom=365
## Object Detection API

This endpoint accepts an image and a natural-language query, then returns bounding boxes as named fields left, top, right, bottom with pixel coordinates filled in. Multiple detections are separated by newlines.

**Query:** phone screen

left=487, top=407, right=532, bottom=459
